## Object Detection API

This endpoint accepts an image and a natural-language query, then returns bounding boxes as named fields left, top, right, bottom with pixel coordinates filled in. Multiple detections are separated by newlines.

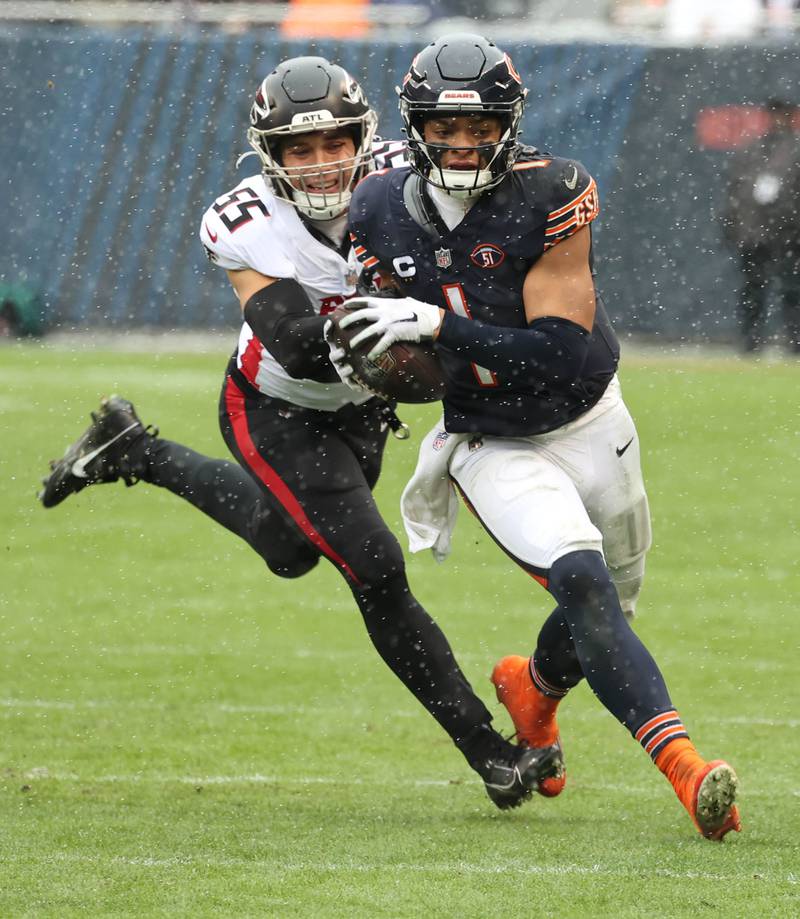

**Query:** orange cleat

left=491, top=655, right=566, bottom=797
left=655, top=738, right=741, bottom=840
left=684, top=760, right=741, bottom=841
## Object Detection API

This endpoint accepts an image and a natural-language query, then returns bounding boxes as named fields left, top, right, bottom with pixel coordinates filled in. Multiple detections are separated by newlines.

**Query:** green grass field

left=1, top=342, right=798, bottom=917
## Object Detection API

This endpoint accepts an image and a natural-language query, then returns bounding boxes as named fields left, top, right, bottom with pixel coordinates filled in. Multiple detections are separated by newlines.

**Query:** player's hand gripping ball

left=327, top=301, right=445, bottom=404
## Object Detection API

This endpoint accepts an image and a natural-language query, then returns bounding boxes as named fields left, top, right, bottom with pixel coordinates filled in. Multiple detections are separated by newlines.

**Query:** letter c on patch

left=392, top=255, right=416, bottom=278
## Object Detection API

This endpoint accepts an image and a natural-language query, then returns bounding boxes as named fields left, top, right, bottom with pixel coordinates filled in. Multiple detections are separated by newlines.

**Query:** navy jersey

left=349, top=152, right=620, bottom=436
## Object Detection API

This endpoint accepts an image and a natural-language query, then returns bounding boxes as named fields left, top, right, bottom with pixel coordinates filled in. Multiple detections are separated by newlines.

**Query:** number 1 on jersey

left=441, top=283, right=497, bottom=387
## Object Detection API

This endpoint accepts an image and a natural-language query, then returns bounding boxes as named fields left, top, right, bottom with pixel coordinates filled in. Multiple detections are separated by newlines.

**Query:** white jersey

left=199, top=141, right=407, bottom=412
left=200, top=174, right=365, bottom=411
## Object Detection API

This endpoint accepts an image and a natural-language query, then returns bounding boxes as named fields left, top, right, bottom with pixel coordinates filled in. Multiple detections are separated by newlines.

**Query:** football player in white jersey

left=39, top=56, right=561, bottom=810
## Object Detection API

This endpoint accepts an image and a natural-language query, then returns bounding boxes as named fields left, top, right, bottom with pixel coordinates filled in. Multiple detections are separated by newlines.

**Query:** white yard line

left=15, top=769, right=799, bottom=800
left=0, top=698, right=416, bottom=718
left=7, top=851, right=797, bottom=884
left=15, top=771, right=466, bottom=787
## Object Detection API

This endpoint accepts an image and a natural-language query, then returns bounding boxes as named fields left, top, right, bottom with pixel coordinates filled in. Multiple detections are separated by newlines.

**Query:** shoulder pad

left=199, top=177, right=295, bottom=278
left=371, top=138, right=409, bottom=170
left=351, top=163, right=400, bottom=209
left=515, top=143, right=549, bottom=161
left=349, top=170, right=397, bottom=275
left=533, top=158, right=600, bottom=250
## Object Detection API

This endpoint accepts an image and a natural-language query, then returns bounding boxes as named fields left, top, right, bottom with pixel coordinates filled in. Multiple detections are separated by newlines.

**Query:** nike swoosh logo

left=485, top=766, right=517, bottom=791
left=70, top=422, right=140, bottom=479
left=205, top=223, right=218, bottom=243
left=564, top=165, right=578, bottom=190
left=616, top=437, right=634, bottom=458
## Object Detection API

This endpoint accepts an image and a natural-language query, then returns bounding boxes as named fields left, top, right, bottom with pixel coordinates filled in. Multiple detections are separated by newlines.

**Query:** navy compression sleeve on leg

left=532, top=607, right=584, bottom=694
left=546, top=550, right=675, bottom=732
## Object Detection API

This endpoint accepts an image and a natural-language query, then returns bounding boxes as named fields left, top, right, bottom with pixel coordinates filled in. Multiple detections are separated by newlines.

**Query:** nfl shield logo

left=435, top=247, right=452, bottom=269
left=432, top=430, right=449, bottom=451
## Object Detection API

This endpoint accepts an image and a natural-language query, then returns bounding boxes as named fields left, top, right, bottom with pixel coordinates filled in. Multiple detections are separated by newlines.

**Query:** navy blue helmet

left=397, top=34, right=527, bottom=196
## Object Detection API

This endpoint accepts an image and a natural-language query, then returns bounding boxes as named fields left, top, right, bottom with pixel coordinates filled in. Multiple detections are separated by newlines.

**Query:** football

left=328, top=307, right=446, bottom=404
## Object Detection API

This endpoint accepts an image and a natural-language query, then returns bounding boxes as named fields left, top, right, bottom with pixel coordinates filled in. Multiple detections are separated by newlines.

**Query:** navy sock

left=547, top=550, right=675, bottom=733
left=532, top=607, right=584, bottom=695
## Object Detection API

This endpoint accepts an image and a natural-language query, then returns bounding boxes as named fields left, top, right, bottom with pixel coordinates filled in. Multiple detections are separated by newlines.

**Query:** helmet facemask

left=247, top=113, right=377, bottom=220
left=398, top=35, right=528, bottom=198
left=402, top=101, right=523, bottom=198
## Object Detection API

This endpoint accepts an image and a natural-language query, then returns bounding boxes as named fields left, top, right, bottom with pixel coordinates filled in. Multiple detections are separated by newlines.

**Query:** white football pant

left=448, top=376, right=652, bottom=618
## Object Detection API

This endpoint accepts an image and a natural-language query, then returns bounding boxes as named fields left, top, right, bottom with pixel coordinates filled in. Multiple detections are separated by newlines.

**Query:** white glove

left=323, top=318, right=371, bottom=393
left=339, top=296, right=443, bottom=359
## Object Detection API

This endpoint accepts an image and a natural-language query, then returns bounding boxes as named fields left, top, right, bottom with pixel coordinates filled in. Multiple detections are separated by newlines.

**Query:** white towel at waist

left=400, top=419, right=469, bottom=562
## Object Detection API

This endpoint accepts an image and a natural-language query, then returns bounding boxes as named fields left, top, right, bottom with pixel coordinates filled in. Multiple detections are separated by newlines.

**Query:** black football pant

left=137, top=364, right=493, bottom=750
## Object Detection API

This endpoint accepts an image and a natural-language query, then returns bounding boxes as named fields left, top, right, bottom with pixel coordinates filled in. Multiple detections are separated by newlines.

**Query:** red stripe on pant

left=224, top=375, right=362, bottom=586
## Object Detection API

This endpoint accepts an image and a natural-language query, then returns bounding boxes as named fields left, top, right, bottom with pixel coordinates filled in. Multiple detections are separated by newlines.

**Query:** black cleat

left=39, top=395, right=154, bottom=508
left=481, top=742, right=564, bottom=810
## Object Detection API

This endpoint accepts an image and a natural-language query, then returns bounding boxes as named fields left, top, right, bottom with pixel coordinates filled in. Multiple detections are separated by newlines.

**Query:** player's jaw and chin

left=419, top=113, right=506, bottom=197
left=277, top=118, right=505, bottom=216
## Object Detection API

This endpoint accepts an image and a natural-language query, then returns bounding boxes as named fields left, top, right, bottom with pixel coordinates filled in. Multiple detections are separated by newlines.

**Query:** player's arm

left=427, top=227, right=593, bottom=384
left=342, top=230, right=595, bottom=384
left=343, top=166, right=597, bottom=385
left=522, top=225, right=595, bottom=330
left=227, top=268, right=337, bottom=383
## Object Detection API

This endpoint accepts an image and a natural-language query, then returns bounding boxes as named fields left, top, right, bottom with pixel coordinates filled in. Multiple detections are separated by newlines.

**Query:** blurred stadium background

left=1, top=0, right=799, bottom=342
left=2, top=5, right=799, bottom=914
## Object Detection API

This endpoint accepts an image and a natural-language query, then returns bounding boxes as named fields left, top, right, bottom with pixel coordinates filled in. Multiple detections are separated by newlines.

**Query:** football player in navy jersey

left=341, top=34, right=741, bottom=839
left=39, top=56, right=561, bottom=810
